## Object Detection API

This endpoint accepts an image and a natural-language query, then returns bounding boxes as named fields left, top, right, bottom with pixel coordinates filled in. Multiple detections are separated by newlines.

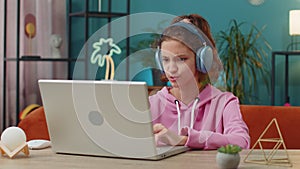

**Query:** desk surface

left=1, top=148, right=298, bottom=169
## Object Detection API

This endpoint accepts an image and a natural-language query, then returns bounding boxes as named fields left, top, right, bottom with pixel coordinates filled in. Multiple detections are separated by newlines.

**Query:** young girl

left=149, top=14, right=250, bottom=150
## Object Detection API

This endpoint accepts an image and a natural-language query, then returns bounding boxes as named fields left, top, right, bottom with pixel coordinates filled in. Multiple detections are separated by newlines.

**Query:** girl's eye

left=177, top=57, right=187, bottom=62
left=161, top=57, right=169, bottom=62
left=180, top=58, right=187, bottom=61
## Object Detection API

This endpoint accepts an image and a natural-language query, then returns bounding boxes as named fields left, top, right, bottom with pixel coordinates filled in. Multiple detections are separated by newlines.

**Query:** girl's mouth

left=169, top=76, right=178, bottom=82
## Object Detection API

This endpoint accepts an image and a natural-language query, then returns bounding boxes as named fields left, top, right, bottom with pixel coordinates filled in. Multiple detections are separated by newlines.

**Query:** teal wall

left=69, top=0, right=300, bottom=106
left=130, top=0, right=300, bottom=106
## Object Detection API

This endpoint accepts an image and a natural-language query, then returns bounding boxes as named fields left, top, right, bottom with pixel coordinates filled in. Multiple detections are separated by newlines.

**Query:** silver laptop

left=38, top=79, right=189, bottom=160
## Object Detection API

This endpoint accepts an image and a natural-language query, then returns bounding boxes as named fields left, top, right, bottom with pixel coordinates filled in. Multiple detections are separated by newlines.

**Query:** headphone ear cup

left=155, top=47, right=164, bottom=72
left=196, top=46, right=213, bottom=73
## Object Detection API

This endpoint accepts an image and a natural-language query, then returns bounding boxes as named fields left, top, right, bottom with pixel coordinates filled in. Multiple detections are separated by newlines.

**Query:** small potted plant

left=216, top=144, right=242, bottom=169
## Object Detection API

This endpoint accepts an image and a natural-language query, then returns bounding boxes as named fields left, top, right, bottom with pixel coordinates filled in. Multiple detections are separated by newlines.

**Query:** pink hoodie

left=149, top=85, right=250, bottom=150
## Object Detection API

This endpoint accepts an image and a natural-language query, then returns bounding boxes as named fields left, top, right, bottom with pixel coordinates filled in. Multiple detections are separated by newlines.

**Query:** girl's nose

left=166, top=60, right=178, bottom=73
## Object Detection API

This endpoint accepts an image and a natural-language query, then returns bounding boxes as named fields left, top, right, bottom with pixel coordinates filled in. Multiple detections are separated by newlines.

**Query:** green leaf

left=216, top=19, right=271, bottom=104
left=218, top=144, right=242, bottom=154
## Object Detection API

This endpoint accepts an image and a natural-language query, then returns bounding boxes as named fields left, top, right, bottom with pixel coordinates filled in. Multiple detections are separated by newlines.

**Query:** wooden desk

left=1, top=148, right=298, bottom=169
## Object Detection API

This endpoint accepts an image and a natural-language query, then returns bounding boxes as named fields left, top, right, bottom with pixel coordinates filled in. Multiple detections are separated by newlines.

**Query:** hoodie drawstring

left=174, top=97, right=199, bottom=134
left=175, top=100, right=181, bottom=134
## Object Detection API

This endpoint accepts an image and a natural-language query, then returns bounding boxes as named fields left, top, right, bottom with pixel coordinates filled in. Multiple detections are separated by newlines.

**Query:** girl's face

left=161, top=40, right=198, bottom=88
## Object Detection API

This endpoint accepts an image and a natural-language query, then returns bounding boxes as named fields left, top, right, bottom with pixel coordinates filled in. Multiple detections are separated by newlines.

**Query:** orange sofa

left=18, top=104, right=300, bottom=149
left=240, top=105, right=300, bottom=149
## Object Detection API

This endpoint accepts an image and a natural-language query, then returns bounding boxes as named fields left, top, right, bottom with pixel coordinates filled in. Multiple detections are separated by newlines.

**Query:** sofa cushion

left=18, top=106, right=50, bottom=141
left=240, top=105, right=300, bottom=149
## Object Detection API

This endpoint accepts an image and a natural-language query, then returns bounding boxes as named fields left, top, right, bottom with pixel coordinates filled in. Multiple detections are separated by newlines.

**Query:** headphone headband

left=168, top=22, right=207, bottom=46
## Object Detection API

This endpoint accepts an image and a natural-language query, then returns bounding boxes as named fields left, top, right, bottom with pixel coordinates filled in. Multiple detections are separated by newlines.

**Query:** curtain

left=0, top=0, right=67, bottom=131
left=0, top=0, right=3, bottom=132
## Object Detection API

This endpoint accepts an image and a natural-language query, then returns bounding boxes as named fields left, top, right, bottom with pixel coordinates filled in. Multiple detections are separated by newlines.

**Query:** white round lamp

left=0, top=126, right=30, bottom=158
left=1, top=127, right=26, bottom=151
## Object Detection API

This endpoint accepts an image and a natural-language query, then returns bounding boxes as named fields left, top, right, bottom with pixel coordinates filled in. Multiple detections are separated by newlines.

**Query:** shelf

left=68, top=0, right=130, bottom=80
left=1, top=0, right=131, bottom=131
left=271, top=51, right=300, bottom=105
left=69, top=11, right=128, bottom=18
left=271, top=50, right=300, bottom=55
left=5, top=57, right=81, bottom=62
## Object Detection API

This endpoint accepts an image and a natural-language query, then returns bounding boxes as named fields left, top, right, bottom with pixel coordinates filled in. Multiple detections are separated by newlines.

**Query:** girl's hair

left=157, top=14, right=220, bottom=83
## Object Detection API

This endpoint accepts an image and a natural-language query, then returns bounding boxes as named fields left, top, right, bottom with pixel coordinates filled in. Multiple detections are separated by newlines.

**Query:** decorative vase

left=216, top=152, right=240, bottom=169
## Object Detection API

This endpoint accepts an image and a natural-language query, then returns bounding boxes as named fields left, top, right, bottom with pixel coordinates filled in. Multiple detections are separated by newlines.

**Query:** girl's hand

left=153, top=123, right=187, bottom=146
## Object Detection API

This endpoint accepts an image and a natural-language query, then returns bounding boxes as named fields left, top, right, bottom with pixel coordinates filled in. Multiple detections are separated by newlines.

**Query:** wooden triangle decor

left=244, top=118, right=292, bottom=167
left=0, top=142, right=29, bottom=158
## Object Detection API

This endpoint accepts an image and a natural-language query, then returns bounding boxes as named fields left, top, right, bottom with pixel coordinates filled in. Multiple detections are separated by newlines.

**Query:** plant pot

left=216, top=152, right=240, bottom=169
